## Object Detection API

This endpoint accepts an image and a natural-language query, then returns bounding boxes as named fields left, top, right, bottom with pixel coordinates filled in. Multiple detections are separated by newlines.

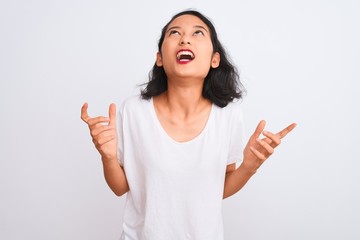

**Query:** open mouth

left=176, top=50, right=195, bottom=63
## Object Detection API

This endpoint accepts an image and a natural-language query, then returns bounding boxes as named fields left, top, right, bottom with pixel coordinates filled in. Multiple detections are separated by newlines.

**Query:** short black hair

left=140, top=10, right=245, bottom=108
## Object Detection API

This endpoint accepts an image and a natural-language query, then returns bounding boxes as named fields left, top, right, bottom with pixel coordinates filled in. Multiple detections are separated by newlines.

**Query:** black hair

left=140, top=10, right=245, bottom=108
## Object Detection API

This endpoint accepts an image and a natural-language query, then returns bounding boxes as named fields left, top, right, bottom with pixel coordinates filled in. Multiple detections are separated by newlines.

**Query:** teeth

left=177, top=50, right=194, bottom=60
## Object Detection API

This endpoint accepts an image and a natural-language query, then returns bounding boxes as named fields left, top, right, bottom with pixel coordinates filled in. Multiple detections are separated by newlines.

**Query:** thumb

left=109, top=103, right=117, bottom=127
left=252, top=120, right=266, bottom=139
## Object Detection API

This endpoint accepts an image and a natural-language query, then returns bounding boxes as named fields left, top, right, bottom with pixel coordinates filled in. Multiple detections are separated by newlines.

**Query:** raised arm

left=223, top=120, right=296, bottom=199
left=81, top=103, right=129, bottom=196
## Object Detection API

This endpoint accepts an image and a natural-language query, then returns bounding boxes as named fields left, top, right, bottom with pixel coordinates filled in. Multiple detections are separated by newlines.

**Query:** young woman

left=81, top=10, right=296, bottom=240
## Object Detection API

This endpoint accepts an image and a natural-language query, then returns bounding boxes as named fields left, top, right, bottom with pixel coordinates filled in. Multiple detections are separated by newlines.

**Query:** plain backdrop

left=1, top=0, right=359, bottom=239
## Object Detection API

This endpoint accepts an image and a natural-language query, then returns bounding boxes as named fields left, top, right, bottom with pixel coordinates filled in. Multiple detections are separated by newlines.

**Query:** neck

left=161, top=78, right=209, bottom=115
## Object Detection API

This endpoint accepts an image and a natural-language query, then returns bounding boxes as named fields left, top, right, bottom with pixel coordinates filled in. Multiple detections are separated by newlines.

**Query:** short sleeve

left=116, top=106, right=125, bottom=166
left=227, top=102, right=246, bottom=165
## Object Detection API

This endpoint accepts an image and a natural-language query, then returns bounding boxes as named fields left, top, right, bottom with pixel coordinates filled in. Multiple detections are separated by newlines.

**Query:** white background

left=1, top=0, right=359, bottom=239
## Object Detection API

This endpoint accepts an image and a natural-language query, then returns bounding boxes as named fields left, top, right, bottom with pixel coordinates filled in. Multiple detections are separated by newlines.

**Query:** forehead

left=166, top=14, right=209, bottom=31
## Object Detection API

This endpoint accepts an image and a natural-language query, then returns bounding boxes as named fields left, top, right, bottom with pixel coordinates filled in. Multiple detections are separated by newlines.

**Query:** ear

left=211, top=52, right=220, bottom=68
left=156, top=52, right=163, bottom=67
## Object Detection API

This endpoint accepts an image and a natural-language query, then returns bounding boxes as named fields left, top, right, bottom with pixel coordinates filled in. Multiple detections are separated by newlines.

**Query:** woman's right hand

left=81, top=103, right=118, bottom=162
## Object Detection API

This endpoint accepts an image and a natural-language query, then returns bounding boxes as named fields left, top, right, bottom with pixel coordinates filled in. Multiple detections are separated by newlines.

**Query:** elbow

left=223, top=188, right=233, bottom=199
left=113, top=186, right=129, bottom=197
left=114, top=191, right=125, bottom=197
left=114, top=190, right=126, bottom=197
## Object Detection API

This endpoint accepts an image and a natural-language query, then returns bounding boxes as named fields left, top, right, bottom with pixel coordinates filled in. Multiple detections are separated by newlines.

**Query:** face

left=156, top=14, right=220, bottom=81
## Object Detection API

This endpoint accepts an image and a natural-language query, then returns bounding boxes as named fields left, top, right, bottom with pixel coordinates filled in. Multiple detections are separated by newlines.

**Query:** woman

left=81, top=10, right=296, bottom=240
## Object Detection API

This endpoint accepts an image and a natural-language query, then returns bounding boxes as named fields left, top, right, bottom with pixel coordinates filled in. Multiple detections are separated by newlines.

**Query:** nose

left=179, top=35, right=191, bottom=45
left=180, top=40, right=191, bottom=45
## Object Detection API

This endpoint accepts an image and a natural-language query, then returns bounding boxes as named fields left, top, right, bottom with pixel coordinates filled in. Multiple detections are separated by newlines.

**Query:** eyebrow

left=194, top=25, right=209, bottom=32
left=166, top=25, right=209, bottom=33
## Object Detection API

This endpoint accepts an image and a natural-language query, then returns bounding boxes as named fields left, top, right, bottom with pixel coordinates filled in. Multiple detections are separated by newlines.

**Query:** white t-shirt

left=117, top=95, right=245, bottom=240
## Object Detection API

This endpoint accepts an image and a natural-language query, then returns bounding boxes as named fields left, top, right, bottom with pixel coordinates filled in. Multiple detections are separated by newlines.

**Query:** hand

left=81, top=103, right=118, bottom=161
left=242, top=120, right=297, bottom=173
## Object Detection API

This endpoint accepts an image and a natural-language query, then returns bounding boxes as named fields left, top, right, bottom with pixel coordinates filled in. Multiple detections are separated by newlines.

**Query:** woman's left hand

left=242, top=120, right=297, bottom=173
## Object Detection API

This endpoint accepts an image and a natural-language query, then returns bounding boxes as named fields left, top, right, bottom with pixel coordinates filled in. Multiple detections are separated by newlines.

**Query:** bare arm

left=223, top=120, right=296, bottom=199
left=223, top=162, right=254, bottom=199
left=81, top=103, right=129, bottom=196
left=101, top=156, right=129, bottom=197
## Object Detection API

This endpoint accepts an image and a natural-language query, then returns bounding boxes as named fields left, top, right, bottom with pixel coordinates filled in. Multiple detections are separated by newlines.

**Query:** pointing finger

left=278, top=123, right=297, bottom=139
left=81, top=103, right=90, bottom=123
left=109, top=103, right=117, bottom=127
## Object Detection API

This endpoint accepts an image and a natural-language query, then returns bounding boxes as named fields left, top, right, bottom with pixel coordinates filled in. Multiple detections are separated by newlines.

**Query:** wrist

left=101, top=156, right=118, bottom=164
left=239, top=161, right=257, bottom=175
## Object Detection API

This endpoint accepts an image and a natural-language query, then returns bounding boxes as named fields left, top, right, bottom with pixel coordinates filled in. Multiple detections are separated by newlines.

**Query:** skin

left=223, top=120, right=296, bottom=198
left=154, top=14, right=220, bottom=142
left=81, top=14, right=296, bottom=198
left=81, top=103, right=129, bottom=196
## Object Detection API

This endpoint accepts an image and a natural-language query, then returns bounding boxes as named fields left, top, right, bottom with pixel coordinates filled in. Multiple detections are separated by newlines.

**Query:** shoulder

left=119, top=95, right=151, bottom=113
left=214, top=99, right=244, bottom=117
left=211, top=100, right=245, bottom=133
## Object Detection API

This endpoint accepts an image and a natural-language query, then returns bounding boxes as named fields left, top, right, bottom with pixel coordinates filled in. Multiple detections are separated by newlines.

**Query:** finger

left=92, top=128, right=116, bottom=143
left=90, top=125, right=114, bottom=137
left=81, top=103, right=90, bottom=123
left=252, top=120, right=266, bottom=139
left=262, top=130, right=281, bottom=147
left=109, top=103, right=117, bottom=127
left=87, top=116, right=110, bottom=127
left=277, top=123, right=297, bottom=139
left=256, top=138, right=274, bottom=155
left=250, top=147, right=266, bottom=161
left=261, top=137, right=272, bottom=144
left=93, top=134, right=116, bottom=147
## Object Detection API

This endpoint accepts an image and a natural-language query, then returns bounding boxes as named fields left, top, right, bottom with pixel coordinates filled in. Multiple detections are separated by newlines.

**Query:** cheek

left=199, top=49, right=215, bottom=65
left=198, top=41, right=214, bottom=60
left=160, top=43, right=174, bottom=61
